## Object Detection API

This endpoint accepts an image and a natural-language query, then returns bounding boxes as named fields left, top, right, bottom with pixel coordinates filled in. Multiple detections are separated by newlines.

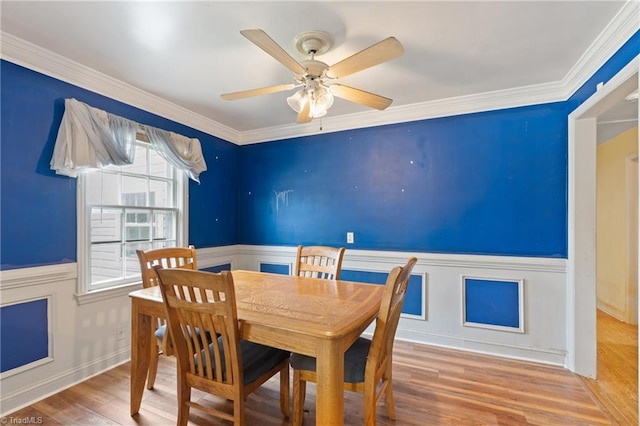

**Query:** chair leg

left=363, top=381, right=377, bottom=426
left=292, top=370, right=306, bottom=426
left=280, top=364, right=290, bottom=418
left=146, top=342, right=160, bottom=390
left=234, top=395, right=245, bottom=425
left=383, top=373, right=396, bottom=420
left=177, top=383, right=191, bottom=426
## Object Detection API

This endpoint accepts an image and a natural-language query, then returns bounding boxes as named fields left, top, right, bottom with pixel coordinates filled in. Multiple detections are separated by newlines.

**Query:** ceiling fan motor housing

left=299, top=59, right=330, bottom=80
left=293, top=31, right=333, bottom=82
left=294, top=31, right=332, bottom=56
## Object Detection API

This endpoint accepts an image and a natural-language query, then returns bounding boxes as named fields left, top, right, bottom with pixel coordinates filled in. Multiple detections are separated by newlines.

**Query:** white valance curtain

left=50, top=98, right=207, bottom=182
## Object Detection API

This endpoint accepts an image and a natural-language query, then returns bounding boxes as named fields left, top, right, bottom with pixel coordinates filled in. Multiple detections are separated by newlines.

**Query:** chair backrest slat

left=366, top=257, right=417, bottom=377
left=136, top=245, right=199, bottom=359
left=156, top=268, right=243, bottom=388
left=294, top=245, right=345, bottom=279
left=137, top=246, right=198, bottom=288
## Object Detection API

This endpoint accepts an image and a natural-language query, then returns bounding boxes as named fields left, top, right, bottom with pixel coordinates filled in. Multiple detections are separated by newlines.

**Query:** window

left=78, top=139, right=187, bottom=293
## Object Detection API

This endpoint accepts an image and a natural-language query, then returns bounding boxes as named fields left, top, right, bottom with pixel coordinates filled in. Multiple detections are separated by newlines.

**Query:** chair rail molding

left=0, top=263, right=77, bottom=290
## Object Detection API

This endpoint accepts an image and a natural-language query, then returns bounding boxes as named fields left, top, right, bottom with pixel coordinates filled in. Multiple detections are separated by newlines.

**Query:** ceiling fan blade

left=296, top=100, right=312, bottom=124
left=325, top=37, right=404, bottom=79
left=221, top=84, right=296, bottom=101
left=240, top=29, right=306, bottom=75
left=330, top=84, right=393, bottom=110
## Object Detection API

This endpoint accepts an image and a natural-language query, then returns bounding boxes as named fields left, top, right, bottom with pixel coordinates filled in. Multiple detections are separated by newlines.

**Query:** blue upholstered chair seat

left=290, top=336, right=371, bottom=383
left=154, top=324, right=167, bottom=340
left=198, top=337, right=291, bottom=385
left=155, top=324, right=213, bottom=343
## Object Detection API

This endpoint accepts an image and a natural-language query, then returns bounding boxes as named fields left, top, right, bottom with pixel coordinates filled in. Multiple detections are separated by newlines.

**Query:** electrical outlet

left=347, top=232, right=354, bottom=244
left=116, top=327, right=125, bottom=341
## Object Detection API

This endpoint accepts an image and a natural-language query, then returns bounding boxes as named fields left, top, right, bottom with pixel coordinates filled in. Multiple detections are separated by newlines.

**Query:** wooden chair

left=291, top=257, right=418, bottom=426
left=155, top=267, right=291, bottom=425
left=294, top=245, right=345, bottom=279
left=136, top=245, right=198, bottom=390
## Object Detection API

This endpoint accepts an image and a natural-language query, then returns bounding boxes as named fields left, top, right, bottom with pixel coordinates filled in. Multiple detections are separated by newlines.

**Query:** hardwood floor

left=581, top=310, right=638, bottom=426
left=4, top=339, right=625, bottom=425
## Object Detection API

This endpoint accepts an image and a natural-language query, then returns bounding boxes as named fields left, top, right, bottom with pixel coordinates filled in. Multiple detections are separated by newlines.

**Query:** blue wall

left=236, top=29, right=640, bottom=258
left=1, top=29, right=638, bottom=270
left=0, top=61, right=238, bottom=270
left=238, top=103, right=568, bottom=257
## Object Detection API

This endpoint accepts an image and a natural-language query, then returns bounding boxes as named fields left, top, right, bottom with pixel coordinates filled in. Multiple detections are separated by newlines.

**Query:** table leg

left=130, top=300, right=151, bottom=415
left=315, top=339, right=344, bottom=425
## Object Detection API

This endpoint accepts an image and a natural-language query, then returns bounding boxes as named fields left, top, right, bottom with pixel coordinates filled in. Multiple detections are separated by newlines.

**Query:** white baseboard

left=1, top=349, right=129, bottom=417
left=596, top=299, right=626, bottom=321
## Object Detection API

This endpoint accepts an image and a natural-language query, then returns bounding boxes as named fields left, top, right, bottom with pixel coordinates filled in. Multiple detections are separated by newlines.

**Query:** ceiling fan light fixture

left=311, top=106, right=328, bottom=118
left=310, top=87, right=334, bottom=118
left=287, top=89, right=307, bottom=112
left=287, top=87, right=334, bottom=118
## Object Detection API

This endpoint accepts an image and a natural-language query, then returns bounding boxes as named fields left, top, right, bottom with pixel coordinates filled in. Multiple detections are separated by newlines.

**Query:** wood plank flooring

left=4, top=338, right=626, bottom=425
left=581, top=310, right=638, bottom=426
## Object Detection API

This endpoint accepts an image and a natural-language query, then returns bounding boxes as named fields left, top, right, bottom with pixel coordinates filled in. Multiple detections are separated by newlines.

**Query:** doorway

left=596, top=132, right=638, bottom=323
left=568, top=55, right=638, bottom=378
left=594, top=125, right=638, bottom=424
left=569, top=54, right=639, bottom=423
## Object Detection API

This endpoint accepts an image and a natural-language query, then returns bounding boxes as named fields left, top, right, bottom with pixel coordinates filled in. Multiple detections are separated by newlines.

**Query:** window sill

left=75, top=281, right=143, bottom=305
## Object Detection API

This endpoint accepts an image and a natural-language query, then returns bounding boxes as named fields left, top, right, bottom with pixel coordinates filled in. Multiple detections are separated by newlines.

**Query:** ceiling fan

left=221, top=29, right=404, bottom=124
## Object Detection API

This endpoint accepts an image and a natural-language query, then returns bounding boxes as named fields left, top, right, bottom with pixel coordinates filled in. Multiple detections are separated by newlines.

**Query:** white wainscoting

left=0, top=245, right=567, bottom=416
left=229, top=245, right=569, bottom=366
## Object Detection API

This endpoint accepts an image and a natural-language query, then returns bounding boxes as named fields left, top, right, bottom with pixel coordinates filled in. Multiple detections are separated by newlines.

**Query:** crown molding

left=560, top=0, right=640, bottom=98
left=237, top=80, right=566, bottom=144
left=2, top=0, right=638, bottom=146
left=239, top=1, right=640, bottom=145
left=0, top=32, right=241, bottom=144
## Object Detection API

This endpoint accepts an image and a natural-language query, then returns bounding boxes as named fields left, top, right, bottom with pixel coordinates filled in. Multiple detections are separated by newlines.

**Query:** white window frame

left=75, top=138, right=188, bottom=304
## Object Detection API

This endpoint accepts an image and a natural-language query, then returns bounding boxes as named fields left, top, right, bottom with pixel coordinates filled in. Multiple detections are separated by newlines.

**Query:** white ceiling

left=1, top=1, right=637, bottom=143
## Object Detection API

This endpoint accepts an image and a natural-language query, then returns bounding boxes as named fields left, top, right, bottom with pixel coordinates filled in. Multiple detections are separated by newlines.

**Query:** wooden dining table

left=129, top=269, right=384, bottom=425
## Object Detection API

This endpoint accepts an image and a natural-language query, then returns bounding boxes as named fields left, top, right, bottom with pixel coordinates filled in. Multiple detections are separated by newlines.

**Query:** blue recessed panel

left=1, top=299, right=49, bottom=372
left=201, top=264, right=231, bottom=273
left=463, top=278, right=521, bottom=330
left=260, top=263, right=290, bottom=275
left=340, top=269, right=423, bottom=317
left=402, top=275, right=423, bottom=318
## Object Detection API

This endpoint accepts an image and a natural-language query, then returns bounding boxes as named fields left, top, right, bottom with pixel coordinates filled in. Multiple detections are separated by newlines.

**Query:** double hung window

left=50, top=99, right=204, bottom=300
left=78, top=139, right=186, bottom=293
